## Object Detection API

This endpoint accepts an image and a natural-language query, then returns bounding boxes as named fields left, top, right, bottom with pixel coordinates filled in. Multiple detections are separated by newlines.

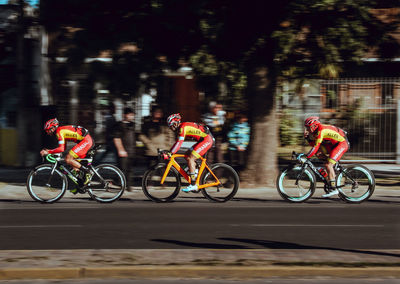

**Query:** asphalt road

left=0, top=200, right=398, bottom=250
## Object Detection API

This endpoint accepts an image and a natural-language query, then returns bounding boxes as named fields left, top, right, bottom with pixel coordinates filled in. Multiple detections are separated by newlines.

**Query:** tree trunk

left=241, top=66, right=278, bottom=187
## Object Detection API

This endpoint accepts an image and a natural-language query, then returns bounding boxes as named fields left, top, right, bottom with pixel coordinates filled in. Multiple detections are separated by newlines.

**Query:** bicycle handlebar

left=44, top=154, right=61, bottom=164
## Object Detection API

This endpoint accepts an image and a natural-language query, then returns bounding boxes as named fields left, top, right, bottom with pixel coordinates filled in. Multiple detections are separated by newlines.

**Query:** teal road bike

left=26, top=145, right=126, bottom=203
left=276, top=152, right=375, bottom=203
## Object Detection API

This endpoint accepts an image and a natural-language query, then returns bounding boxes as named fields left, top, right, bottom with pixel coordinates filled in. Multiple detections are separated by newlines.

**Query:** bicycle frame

left=160, top=153, right=221, bottom=189
left=45, top=154, right=107, bottom=188
left=295, top=158, right=356, bottom=189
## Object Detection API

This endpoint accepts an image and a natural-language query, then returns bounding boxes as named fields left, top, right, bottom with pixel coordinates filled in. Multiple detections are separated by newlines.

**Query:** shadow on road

left=151, top=237, right=400, bottom=259
left=219, top=237, right=400, bottom=259
left=151, top=239, right=248, bottom=249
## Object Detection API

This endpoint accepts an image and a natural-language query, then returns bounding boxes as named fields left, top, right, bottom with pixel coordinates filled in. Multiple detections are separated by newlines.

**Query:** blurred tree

left=190, top=0, right=399, bottom=185
left=40, top=0, right=400, bottom=185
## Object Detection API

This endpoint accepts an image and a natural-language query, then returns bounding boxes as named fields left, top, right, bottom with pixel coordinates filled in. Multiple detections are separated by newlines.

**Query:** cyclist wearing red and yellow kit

left=302, top=116, right=349, bottom=198
left=166, top=113, right=214, bottom=193
left=40, top=118, right=94, bottom=187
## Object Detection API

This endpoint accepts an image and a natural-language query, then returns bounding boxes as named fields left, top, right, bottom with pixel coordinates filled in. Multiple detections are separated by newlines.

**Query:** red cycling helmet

left=167, top=113, right=181, bottom=129
left=304, top=116, right=321, bottom=133
left=44, top=118, right=59, bottom=132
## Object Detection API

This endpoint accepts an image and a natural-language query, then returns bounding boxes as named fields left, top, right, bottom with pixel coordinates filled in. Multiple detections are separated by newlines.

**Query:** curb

left=1, top=265, right=400, bottom=280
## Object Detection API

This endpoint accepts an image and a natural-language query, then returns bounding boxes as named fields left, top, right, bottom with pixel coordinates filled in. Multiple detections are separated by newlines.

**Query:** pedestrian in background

left=202, top=101, right=226, bottom=163
left=138, top=106, right=175, bottom=167
left=227, top=113, right=250, bottom=172
left=113, top=107, right=136, bottom=191
left=96, top=103, right=117, bottom=164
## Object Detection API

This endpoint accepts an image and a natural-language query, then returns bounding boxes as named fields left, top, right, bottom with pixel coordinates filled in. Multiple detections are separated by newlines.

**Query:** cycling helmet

left=44, top=118, right=59, bottom=131
left=167, top=113, right=181, bottom=129
left=304, top=116, right=321, bottom=133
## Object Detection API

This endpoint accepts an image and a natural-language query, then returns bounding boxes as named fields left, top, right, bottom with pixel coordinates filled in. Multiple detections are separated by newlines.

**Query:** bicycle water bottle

left=318, top=168, right=328, bottom=178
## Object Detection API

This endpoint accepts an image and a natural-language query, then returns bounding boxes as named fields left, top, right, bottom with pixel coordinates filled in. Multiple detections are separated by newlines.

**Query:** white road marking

left=0, top=225, right=83, bottom=228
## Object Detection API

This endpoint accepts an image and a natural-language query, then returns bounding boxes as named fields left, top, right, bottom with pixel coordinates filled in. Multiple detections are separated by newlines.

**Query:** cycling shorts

left=190, top=135, right=214, bottom=159
left=320, top=140, right=349, bottom=164
left=69, top=135, right=94, bottom=159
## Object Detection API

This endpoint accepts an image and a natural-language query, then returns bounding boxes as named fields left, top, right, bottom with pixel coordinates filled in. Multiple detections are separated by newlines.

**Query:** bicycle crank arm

left=198, top=181, right=220, bottom=189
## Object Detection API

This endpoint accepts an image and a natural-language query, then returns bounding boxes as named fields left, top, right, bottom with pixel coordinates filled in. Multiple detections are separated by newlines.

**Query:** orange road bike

left=142, top=150, right=240, bottom=202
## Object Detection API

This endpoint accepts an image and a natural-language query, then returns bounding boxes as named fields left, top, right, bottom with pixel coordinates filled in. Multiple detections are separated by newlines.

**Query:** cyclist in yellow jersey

left=40, top=118, right=94, bottom=189
left=302, top=116, right=349, bottom=197
left=166, top=113, right=214, bottom=193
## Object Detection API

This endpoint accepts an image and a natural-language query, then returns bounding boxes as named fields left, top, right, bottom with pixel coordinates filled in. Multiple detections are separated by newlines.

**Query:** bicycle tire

left=200, top=163, right=239, bottom=202
left=26, top=164, right=68, bottom=203
left=276, top=165, right=316, bottom=202
left=87, top=164, right=126, bottom=203
left=336, top=164, right=375, bottom=203
left=142, top=163, right=181, bottom=202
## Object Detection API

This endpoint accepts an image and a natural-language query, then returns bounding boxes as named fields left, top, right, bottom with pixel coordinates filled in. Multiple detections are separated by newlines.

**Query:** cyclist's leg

left=326, top=141, right=349, bottom=186
left=68, top=136, right=94, bottom=184
left=182, top=137, right=213, bottom=192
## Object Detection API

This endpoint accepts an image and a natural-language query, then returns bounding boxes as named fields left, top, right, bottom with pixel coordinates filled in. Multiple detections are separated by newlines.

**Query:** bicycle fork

left=45, top=162, right=58, bottom=187
left=295, top=164, right=307, bottom=186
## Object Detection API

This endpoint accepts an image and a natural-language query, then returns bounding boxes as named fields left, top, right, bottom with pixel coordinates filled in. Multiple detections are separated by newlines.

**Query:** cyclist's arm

left=47, top=133, right=66, bottom=154
left=170, top=137, right=184, bottom=154
left=306, top=134, right=323, bottom=158
left=169, top=126, right=185, bottom=154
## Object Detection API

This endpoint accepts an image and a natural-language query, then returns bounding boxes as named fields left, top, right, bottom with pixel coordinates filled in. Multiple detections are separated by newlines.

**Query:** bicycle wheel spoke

left=201, top=163, right=239, bottom=202
left=142, top=165, right=180, bottom=202
left=277, top=167, right=315, bottom=202
left=27, top=165, right=67, bottom=203
left=87, top=165, right=125, bottom=203
left=337, top=165, right=375, bottom=203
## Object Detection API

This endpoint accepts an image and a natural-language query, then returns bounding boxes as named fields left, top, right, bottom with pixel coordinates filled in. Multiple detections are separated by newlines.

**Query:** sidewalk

left=0, top=249, right=399, bottom=280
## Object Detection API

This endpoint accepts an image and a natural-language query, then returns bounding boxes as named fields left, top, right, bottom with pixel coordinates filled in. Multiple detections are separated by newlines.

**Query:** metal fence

left=278, top=77, right=400, bottom=162
left=320, top=78, right=400, bottom=161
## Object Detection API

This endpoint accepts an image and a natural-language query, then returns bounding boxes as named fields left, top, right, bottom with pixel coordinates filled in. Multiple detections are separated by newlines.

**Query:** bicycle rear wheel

left=200, top=163, right=239, bottom=202
left=142, top=164, right=181, bottom=202
left=87, top=164, right=126, bottom=203
left=276, top=166, right=316, bottom=202
left=336, top=165, right=375, bottom=203
left=26, top=164, right=68, bottom=203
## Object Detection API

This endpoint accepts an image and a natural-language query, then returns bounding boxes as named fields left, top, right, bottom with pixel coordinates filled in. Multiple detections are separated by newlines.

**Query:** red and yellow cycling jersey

left=306, top=124, right=348, bottom=161
left=170, top=122, right=212, bottom=156
left=48, top=125, right=93, bottom=158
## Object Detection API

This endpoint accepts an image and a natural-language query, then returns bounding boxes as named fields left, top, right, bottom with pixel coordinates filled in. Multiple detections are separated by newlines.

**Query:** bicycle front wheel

left=87, top=164, right=126, bottom=203
left=276, top=166, right=316, bottom=202
left=200, top=163, right=239, bottom=202
left=142, top=164, right=181, bottom=202
left=336, top=165, right=375, bottom=203
left=26, top=164, right=68, bottom=203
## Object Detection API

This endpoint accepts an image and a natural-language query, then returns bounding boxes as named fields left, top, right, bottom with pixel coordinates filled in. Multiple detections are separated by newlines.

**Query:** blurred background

left=0, top=0, right=399, bottom=185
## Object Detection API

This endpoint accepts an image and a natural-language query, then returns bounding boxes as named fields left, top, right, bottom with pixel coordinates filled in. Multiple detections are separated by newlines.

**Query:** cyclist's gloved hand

left=297, top=153, right=308, bottom=163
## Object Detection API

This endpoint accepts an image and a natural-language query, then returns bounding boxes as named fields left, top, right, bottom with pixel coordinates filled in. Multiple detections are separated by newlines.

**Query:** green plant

left=279, top=110, right=303, bottom=146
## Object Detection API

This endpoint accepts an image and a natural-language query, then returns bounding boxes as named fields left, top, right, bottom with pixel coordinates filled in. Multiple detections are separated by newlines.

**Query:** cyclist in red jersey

left=40, top=118, right=94, bottom=188
left=166, top=113, right=214, bottom=193
left=302, top=116, right=350, bottom=197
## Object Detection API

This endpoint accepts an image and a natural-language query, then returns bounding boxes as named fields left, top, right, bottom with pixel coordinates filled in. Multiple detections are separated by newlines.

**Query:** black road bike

left=276, top=152, right=375, bottom=203
left=26, top=145, right=126, bottom=203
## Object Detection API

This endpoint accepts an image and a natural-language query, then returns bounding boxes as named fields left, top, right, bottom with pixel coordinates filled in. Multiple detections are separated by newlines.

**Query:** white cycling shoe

left=182, top=184, right=198, bottom=193
left=322, top=189, right=339, bottom=198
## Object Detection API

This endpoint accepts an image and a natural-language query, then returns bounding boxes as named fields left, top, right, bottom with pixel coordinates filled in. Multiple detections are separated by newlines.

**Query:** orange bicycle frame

left=160, top=154, right=221, bottom=189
